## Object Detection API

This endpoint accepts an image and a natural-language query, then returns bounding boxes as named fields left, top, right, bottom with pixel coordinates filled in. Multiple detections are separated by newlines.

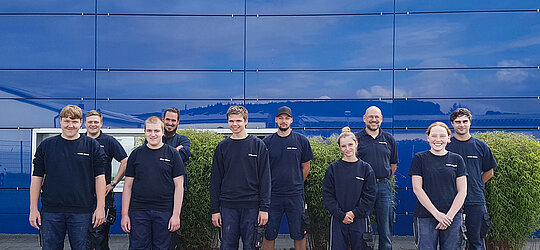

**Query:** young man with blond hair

left=29, top=105, right=107, bottom=249
left=121, top=116, right=186, bottom=250
left=85, top=110, right=128, bottom=249
left=210, top=105, right=271, bottom=250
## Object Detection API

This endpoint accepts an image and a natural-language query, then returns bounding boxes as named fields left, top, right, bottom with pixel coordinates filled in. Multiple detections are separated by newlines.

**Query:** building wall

left=0, top=0, right=539, bottom=235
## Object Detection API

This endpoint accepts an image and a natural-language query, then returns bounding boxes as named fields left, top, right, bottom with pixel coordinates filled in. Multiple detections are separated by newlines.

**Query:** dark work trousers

left=87, top=192, right=115, bottom=250
left=328, top=216, right=368, bottom=250
left=220, top=207, right=259, bottom=250
left=464, top=205, right=487, bottom=250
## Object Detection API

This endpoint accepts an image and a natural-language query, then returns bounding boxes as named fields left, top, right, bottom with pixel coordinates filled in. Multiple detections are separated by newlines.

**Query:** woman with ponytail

left=322, top=127, right=376, bottom=249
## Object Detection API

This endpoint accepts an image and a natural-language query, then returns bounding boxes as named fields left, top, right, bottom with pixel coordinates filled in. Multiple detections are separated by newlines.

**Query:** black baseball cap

left=276, top=106, right=292, bottom=117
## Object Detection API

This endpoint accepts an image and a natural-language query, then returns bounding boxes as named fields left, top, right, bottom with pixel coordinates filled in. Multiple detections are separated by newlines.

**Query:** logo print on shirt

left=100, top=145, right=105, bottom=148
left=446, top=163, right=457, bottom=168
left=77, top=152, right=90, bottom=156
left=287, top=147, right=297, bottom=150
left=378, top=141, right=388, bottom=145
left=355, top=177, right=364, bottom=181
left=160, top=158, right=171, bottom=162
left=248, top=154, right=258, bottom=157
left=467, top=155, right=479, bottom=159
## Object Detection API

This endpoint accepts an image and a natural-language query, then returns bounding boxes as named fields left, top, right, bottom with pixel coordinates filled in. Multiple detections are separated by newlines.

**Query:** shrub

left=177, top=129, right=225, bottom=250
left=475, top=132, right=540, bottom=249
left=305, top=135, right=341, bottom=250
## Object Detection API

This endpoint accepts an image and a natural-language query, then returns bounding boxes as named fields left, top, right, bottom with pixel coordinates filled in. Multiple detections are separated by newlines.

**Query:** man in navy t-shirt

left=121, top=116, right=186, bottom=250
left=162, top=107, right=191, bottom=162
left=262, top=106, right=314, bottom=250
left=85, top=110, right=129, bottom=250
left=210, top=105, right=271, bottom=250
left=29, top=105, right=107, bottom=249
left=447, top=108, right=497, bottom=250
left=354, top=106, right=398, bottom=250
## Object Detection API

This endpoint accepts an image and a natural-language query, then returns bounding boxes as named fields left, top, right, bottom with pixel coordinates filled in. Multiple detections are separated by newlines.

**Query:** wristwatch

left=110, top=181, right=117, bottom=187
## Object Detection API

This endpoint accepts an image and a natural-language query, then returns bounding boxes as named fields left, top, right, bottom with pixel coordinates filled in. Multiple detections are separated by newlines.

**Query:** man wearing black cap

left=262, top=106, right=314, bottom=250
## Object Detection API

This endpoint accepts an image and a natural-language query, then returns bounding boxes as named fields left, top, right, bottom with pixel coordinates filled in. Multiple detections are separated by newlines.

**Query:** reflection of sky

left=395, top=12, right=540, bottom=68
left=98, top=16, right=244, bottom=69
left=0, top=16, right=95, bottom=69
left=247, top=15, right=393, bottom=69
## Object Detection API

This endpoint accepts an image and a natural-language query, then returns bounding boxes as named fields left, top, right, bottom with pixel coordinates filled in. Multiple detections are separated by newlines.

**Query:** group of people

left=28, top=104, right=496, bottom=250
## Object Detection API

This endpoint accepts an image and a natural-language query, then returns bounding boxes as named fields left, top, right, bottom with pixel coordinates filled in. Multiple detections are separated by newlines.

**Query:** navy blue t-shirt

left=408, top=151, right=468, bottom=218
left=210, top=135, right=271, bottom=213
left=163, top=133, right=191, bottom=162
left=263, top=131, right=314, bottom=197
left=33, top=135, right=106, bottom=213
left=125, top=144, right=186, bottom=212
left=90, top=131, right=128, bottom=183
left=322, top=159, right=376, bottom=221
left=447, top=137, right=497, bottom=205
left=355, top=129, right=398, bottom=179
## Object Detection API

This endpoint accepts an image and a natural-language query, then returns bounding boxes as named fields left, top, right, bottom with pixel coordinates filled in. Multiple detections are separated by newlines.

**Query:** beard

left=278, top=125, right=290, bottom=132
left=366, top=123, right=380, bottom=131
left=164, top=126, right=177, bottom=137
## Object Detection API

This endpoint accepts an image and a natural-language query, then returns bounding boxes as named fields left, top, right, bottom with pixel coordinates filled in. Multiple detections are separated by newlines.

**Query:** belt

left=376, top=177, right=390, bottom=183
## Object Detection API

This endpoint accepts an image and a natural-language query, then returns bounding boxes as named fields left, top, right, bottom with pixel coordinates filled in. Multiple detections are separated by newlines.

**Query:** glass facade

left=0, top=1, right=538, bottom=235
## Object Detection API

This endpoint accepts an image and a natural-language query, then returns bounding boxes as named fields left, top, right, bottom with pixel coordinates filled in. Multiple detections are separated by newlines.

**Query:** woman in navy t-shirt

left=322, top=127, right=376, bottom=250
left=409, top=122, right=468, bottom=250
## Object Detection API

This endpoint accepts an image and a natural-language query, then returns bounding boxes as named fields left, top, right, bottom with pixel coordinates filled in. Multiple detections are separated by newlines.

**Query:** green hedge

left=304, top=135, right=341, bottom=250
left=475, top=132, right=540, bottom=249
left=177, top=129, right=225, bottom=250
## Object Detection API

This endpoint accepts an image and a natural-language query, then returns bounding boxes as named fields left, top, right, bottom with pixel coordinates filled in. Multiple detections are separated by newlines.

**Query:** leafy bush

left=305, top=135, right=341, bottom=250
left=177, top=129, right=225, bottom=250
left=475, top=132, right=540, bottom=249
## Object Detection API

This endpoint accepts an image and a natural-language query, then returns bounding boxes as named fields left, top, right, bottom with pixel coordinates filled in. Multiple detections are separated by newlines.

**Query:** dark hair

left=450, top=108, right=472, bottom=122
left=163, top=107, right=180, bottom=120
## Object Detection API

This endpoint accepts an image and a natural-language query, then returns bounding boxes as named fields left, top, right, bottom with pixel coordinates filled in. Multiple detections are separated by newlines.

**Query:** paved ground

left=0, top=234, right=538, bottom=250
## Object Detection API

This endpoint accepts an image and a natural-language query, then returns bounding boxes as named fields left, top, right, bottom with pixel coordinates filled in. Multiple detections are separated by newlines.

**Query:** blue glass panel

left=394, top=99, right=540, bottom=129
left=0, top=16, right=95, bottom=69
left=395, top=12, right=539, bottom=68
left=0, top=71, right=95, bottom=98
left=0, top=130, right=31, bottom=188
left=96, top=71, right=243, bottom=99
left=246, top=71, right=392, bottom=99
left=395, top=188, right=416, bottom=213
left=98, top=0, right=244, bottom=15
left=0, top=99, right=95, bottom=128
left=397, top=0, right=538, bottom=12
left=247, top=15, right=393, bottom=69
left=0, top=0, right=94, bottom=13
left=97, top=16, right=244, bottom=69
left=0, top=190, right=29, bottom=213
left=243, top=100, right=396, bottom=133
left=247, top=0, right=393, bottom=14
left=394, top=214, right=414, bottom=236
left=96, top=100, right=245, bottom=128
left=0, top=214, right=37, bottom=234
left=395, top=69, right=540, bottom=98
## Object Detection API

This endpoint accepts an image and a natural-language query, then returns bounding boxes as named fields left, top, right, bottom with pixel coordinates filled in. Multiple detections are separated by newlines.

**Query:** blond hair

left=144, top=116, right=164, bottom=130
left=59, top=105, right=83, bottom=120
left=85, top=110, right=102, bottom=119
left=338, top=126, right=357, bottom=146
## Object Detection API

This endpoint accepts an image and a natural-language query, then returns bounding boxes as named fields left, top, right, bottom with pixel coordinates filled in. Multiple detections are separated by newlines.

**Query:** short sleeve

left=301, top=136, right=314, bottom=163
left=389, top=135, right=399, bottom=164
left=456, top=154, right=468, bottom=177
left=171, top=149, right=186, bottom=178
left=408, top=154, right=423, bottom=177
left=110, top=137, right=128, bottom=162
left=125, top=149, right=137, bottom=177
left=481, top=142, right=498, bottom=172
